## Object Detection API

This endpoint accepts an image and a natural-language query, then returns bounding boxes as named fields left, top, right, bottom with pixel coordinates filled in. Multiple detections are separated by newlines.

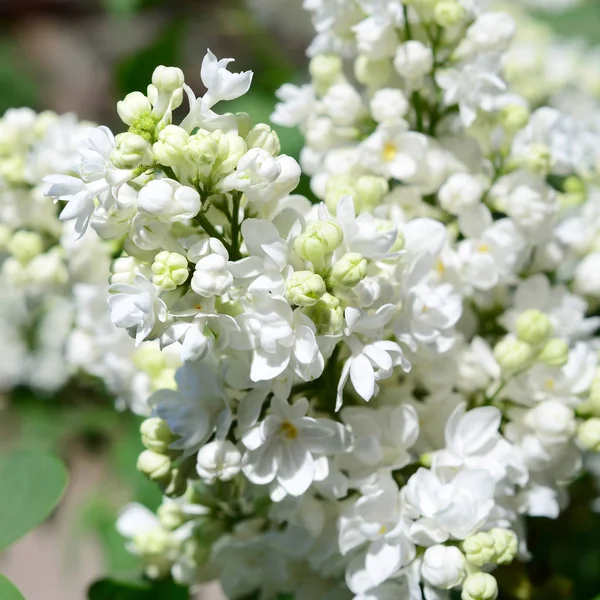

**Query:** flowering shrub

left=36, top=1, right=600, bottom=599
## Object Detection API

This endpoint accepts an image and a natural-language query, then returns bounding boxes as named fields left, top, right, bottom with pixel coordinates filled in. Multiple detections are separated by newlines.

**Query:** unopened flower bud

left=462, top=573, right=499, bottom=600
left=462, top=532, right=496, bottom=567
left=328, top=252, right=368, bottom=288
left=157, top=501, right=187, bottom=530
left=152, top=66, right=185, bottom=93
left=500, top=104, right=530, bottom=133
left=421, top=545, right=466, bottom=589
left=489, top=528, right=518, bottom=565
left=394, top=41, right=433, bottom=88
left=196, top=440, right=242, bottom=483
left=309, top=54, right=343, bottom=90
left=305, top=292, right=344, bottom=335
left=140, top=417, right=174, bottom=454
left=435, top=1, right=465, bottom=28
left=245, top=123, right=280, bottom=155
left=516, top=309, right=553, bottom=345
left=161, top=467, right=188, bottom=498
left=578, top=418, right=600, bottom=451
left=524, top=143, right=552, bottom=176
left=356, top=175, right=389, bottom=211
left=111, top=132, right=154, bottom=169
left=7, top=230, right=44, bottom=263
left=117, top=91, right=152, bottom=126
left=182, top=130, right=219, bottom=177
left=111, top=256, right=138, bottom=285
left=153, top=125, right=189, bottom=167
left=354, top=55, right=391, bottom=88
left=538, top=338, right=569, bottom=367
left=493, top=337, right=534, bottom=372
left=152, top=251, right=189, bottom=291
left=137, top=450, right=172, bottom=482
left=294, top=221, right=343, bottom=266
left=286, top=271, right=326, bottom=306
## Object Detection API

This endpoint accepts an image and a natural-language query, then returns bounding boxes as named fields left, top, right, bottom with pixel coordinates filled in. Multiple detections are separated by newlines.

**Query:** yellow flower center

left=545, top=379, right=555, bottom=391
left=382, top=142, right=397, bottom=162
left=477, top=243, right=490, bottom=253
left=280, top=421, right=299, bottom=439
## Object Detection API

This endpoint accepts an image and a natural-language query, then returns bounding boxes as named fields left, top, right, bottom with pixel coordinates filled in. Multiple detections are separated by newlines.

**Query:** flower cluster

left=45, top=4, right=600, bottom=600
left=0, top=107, right=169, bottom=409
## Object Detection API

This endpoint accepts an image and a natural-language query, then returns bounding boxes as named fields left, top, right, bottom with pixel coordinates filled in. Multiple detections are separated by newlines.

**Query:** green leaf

left=0, top=576, right=25, bottom=600
left=0, top=449, right=68, bottom=550
left=88, top=578, right=189, bottom=600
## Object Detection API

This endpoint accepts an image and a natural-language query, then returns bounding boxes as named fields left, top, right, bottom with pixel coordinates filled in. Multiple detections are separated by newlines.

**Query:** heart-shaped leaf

left=0, top=450, right=68, bottom=550
left=0, top=575, right=26, bottom=600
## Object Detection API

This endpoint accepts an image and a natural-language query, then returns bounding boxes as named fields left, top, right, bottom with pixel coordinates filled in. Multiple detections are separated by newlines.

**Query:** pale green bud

left=309, top=54, right=343, bottom=90
left=140, top=417, right=174, bottom=454
left=355, top=175, right=389, bottom=212
left=152, top=250, right=189, bottom=291
left=0, top=156, right=25, bottom=185
left=7, top=230, right=44, bottom=263
left=516, top=309, right=553, bottom=345
left=246, top=123, right=281, bottom=155
left=157, top=501, right=186, bottom=530
left=111, top=132, right=154, bottom=169
left=328, top=252, right=368, bottom=288
left=461, top=573, right=498, bottom=600
left=213, top=130, right=247, bottom=178
left=152, top=65, right=185, bottom=93
left=499, top=104, right=530, bottom=133
left=161, top=466, right=187, bottom=498
left=110, top=256, right=138, bottom=285
left=286, top=271, right=326, bottom=306
left=129, top=113, right=158, bottom=143
left=578, top=418, right=600, bottom=451
left=137, top=450, right=171, bottom=482
left=538, top=338, right=569, bottom=367
left=182, top=130, right=219, bottom=177
left=304, top=292, right=344, bottom=335
left=117, top=91, right=152, bottom=127
left=489, top=528, right=518, bottom=565
left=524, top=143, right=552, bottom=175
left=0, top=224, right=12, bottom=250
left=132, top=527, right=175, bottom=579
left=435, top=0, right=465, bottom=28
left=354, top=55, right=391, bottom=88
left=235, top=112, right=253, bottom=139
left=493, top=337, right=534, bottom=372
left=462, top=532, right=496, bottom=567
left=133, top=344, right=166, bottom=376
left=294, top=221, right=343, bottom=266
left=33, top=111, right=58, bottom=138
left=153, top=124, right=189, bottom=167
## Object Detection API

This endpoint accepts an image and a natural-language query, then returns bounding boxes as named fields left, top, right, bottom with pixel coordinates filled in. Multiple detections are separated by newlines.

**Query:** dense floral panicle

left=38, top=3, right=600, bottom=599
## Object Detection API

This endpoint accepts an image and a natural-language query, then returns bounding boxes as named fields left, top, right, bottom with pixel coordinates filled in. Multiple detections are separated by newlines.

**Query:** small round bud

left=245, top=123, right=281, bottom=155
left=132, top=527, right=175, bottom=579
left=153, top=125, right=189, bottom=167
left=117, top=91, right=152, bottom=126
left=462, top=573, right=499, bottom=600
left=294, top=221, right=343, bottom=266
left=286, top=271, right=327, bottom=306
left=111, top=132, right=154, bottom=169
left=462, top=532, right=496, bottom=567
left=157, top=501, right=187, bottom=530
left=7, top=230, right=44, bottom=263
left=137, top=450, right=171, bottom=482
left=421, top=545, right=466, bottom=589
left=309, top=54, right=343, bottom=89
left=140, top=417, right=174, bottom=454
left=354, top=55, right=391, bottom=88
left=196, top=440, right=242, bottom=483
left=182, top=130, right=219, bottom=176
left=111, top=256, right=138, bottom=285
left=304, top=293, right=344, bottom=335
left=356, top=175, right=389, bottom=211
left=152, top=66, right=185, bottom=93
left=328, top=252, right=368, bottom=288
left=538, top=338, right=569, bottom=367
left=578, top=418, right=600, bottom=451
left=489, top=528, right=518, bottom=565
left=493, top=337, right=534, bottom=373
left=370, top=88, right=409, bottom=125
left=524, top=143, right=552, bottom=176
left=393, top=41, right=433, bottom=88
left=499, top=104, right=530, bottom=133
left=152, top=251, right=189, bottom=291
left=435, top=0, right=465, bottom=28
left=516, top=309, right=553, bottom=345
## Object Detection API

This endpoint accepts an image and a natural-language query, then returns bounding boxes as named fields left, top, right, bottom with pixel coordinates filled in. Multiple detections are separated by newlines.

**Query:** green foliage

left=0, top=40, right=38, bottom=113
left=88, top=578, right=189, bottom=599
left=0, top=449, right=68, bottom=550
left=0, top=576, right=25, bottom=600
left=115, top=18, right=185, bottom=97
left=532, top=1, right=600, bottom=44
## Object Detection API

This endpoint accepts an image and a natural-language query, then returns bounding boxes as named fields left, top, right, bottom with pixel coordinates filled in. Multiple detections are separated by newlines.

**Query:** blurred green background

left=2, top=0, right=600, bottom=599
